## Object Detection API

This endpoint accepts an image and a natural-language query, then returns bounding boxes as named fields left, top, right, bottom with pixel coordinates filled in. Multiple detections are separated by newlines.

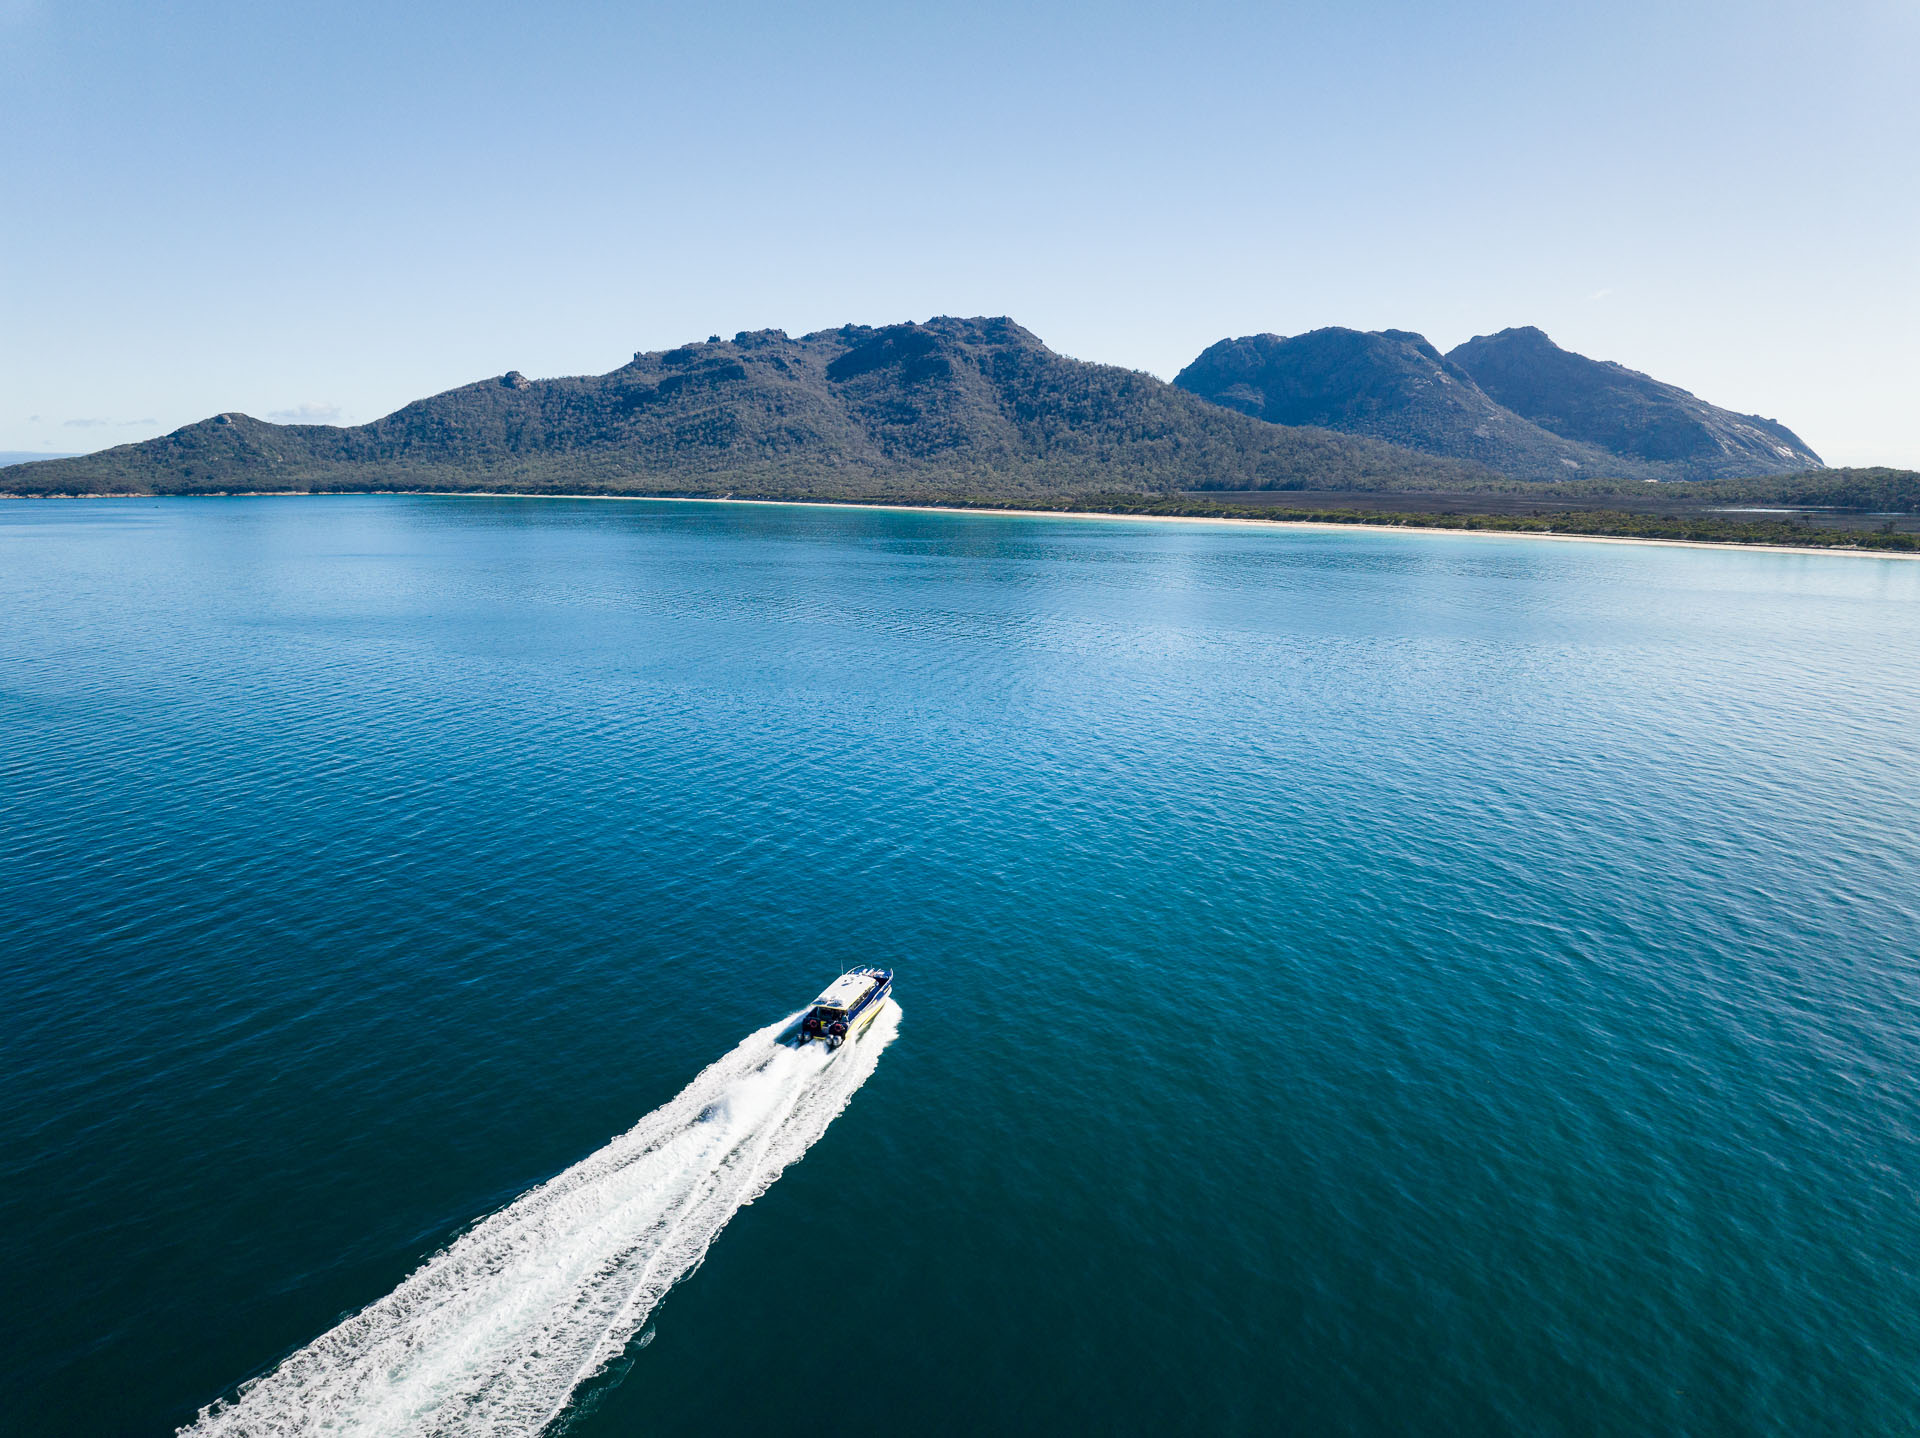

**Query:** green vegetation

left=1176, top=467, right=1919, bottom=510
left=986, top=495, right=1918, bottom=551
left=1539, top=468, right=1920, bottom=511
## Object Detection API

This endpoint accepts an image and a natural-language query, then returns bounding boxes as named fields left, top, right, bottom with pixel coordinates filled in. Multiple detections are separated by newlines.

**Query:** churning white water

left=182, top=1003, right=901, bottom=1437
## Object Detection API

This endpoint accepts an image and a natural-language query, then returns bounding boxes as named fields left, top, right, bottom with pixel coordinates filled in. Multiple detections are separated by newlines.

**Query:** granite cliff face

left=1445, top=327, right=1821, bottom=478
left=7, top=317, right=1486, bottom=499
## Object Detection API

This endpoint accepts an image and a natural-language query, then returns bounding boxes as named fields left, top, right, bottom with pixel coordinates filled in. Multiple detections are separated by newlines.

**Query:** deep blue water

left=3, top=495, right=1918, bottom=1436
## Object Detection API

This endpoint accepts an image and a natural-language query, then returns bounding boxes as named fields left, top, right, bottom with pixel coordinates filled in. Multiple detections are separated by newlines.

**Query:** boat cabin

left=798, top=967, right=892, bottom=1048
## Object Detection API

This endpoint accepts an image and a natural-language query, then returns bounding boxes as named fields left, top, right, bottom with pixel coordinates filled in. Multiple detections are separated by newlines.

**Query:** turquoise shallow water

left=2, top=496, right=1918, bottom=1435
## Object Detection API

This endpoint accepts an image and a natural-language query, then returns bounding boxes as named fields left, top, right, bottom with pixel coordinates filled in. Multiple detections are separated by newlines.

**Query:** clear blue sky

left=4, top=0, right=1916, bottom=465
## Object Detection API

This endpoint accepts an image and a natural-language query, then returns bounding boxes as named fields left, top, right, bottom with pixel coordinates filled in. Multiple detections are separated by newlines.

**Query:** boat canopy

left=810, top=972, right=878, bottom=1009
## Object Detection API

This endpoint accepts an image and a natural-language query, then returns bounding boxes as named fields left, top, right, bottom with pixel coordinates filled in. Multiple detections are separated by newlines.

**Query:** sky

left=3, top=0, right=1916, bottom=466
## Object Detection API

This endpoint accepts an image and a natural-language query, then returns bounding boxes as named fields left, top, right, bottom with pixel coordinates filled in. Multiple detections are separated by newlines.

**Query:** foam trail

left=183, top=1002, right=902, bottom=1437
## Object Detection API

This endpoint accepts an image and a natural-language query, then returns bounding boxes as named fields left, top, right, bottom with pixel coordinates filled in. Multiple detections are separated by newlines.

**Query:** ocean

left=2, top=496, right=1916, bottom=1435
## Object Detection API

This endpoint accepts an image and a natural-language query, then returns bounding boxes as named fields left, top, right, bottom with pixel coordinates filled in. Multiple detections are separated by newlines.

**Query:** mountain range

left=6, top=318, right=1482, bottom=499
left=5, top=317, right=1824, bottom=499
left=1174, top=326, right=1821, bottom=482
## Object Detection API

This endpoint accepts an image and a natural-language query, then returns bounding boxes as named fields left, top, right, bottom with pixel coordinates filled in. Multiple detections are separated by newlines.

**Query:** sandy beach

left=441, top=491, right=1920, bottom=562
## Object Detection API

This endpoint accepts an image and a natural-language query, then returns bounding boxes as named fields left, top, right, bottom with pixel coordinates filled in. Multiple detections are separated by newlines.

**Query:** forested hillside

left=5, top=318, right=1486, bottom=499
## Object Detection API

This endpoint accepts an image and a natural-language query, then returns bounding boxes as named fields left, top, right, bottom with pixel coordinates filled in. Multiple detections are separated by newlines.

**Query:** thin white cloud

left=62, top=417, right=109, bottom=428
left=1588, top=287, right=1614, bottom=302
left=267, top=402, right=345, bottom=425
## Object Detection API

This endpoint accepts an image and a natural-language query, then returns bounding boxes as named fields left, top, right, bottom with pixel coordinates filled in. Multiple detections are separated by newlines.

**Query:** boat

left=797, top=967, right=892, bottom=1049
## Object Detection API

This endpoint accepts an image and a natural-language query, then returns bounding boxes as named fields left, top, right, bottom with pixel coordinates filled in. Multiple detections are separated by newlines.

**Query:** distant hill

left=1446, top=327, right=1821, bottom=478
left=0, top=451, right=77, bottom=468
left=1172, top=328, right=1642, bottom=481
left=1175, top=326, right=1822, bottom=482
left=4, top=318, right=1487, bottom=500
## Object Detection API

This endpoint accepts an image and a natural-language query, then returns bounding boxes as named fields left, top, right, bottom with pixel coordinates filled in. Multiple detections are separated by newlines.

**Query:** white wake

left=183, top=1002, right=902, bottom=1437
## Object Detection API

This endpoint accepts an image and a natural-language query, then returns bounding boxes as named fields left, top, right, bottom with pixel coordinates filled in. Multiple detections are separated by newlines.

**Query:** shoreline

left=6, top=488, right=1917, bottom=561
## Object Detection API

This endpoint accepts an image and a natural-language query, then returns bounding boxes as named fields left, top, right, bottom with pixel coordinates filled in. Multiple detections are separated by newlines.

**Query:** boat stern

left=796, top=967, right=893, bottom=1049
